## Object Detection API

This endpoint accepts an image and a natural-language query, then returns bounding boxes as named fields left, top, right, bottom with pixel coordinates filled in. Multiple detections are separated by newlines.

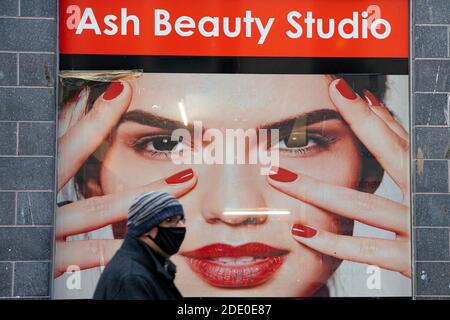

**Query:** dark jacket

left=93, top=236, right=183, bottom=300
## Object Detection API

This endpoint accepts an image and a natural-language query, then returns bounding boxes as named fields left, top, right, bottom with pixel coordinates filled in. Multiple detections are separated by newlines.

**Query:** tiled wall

left=0, top=1, right=56, bottom=298
left=0, top=0, right=449, bottom=299
left=413, top=0, right=450, bottom=299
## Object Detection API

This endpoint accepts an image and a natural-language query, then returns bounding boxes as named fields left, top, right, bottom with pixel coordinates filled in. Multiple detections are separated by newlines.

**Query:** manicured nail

left=335, top=79, right=357, bottom=100
left=292, top=224, right=317, bottom=238
left=269, top=166, right=298, bottom=183
left=363, top=89, right=381, bottom=107
left=165, top=168, right=194, bottom=184
left=103, top=81, right=124, bottom=100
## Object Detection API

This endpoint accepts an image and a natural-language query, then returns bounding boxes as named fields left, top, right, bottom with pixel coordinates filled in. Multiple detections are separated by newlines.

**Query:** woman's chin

left=174, top=263, right=323, bottom=297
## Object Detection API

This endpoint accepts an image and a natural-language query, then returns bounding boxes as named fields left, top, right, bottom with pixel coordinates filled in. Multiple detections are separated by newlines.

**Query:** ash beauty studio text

left=73, top=8, right=392, bottom=44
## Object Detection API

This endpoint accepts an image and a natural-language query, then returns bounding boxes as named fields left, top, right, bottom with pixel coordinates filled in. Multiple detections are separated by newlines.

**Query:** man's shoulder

left=117, top=273, right=154, bottom=286
left=94, top=269, right=157, bottom=300
left=103, top=250, right=154, bottom=279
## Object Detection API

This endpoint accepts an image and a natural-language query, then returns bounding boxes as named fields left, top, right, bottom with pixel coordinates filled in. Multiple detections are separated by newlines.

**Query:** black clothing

left=93, top=236, right=182, bottom=300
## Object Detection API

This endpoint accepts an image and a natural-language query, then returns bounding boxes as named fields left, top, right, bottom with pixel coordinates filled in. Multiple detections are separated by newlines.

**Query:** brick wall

left=0, top=0, right=449, bottom=299
left=413, top=0, right=450, bottom=299
left=0, top=0, right=56, bottom=298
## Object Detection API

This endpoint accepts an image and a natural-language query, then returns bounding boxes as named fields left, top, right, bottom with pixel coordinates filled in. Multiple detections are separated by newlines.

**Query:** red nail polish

left=292, top=224, right=317, bottom=238
left=103, top=82, right=124, bottom=100
left=335, top=79, right=357, bottom=100
left=165, top=168, right=194, bottom=184
left=269, top=167, right=298, bottom=183
left=363, top=89, right=381, bottom=106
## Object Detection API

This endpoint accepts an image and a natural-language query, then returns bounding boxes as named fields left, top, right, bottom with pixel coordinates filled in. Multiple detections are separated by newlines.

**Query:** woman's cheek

left=274, top=141, right=359, bottom=236
left=258, top=177, right=349, bottom=296
left=99, top=144, right=174, bottom=194
left=284, top=248, right=337, bottom=296
left=278, top=142, right=362, bottom=189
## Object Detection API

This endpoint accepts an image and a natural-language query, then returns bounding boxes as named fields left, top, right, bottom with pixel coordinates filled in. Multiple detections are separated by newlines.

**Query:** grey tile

left=414, top=60, right=450, bottom=93
left=0, top=122, right=17, bottom=155
left=0, top=88, right=55, bottom=121
left=415, top=127, right=450, bottom=159
left=415, top=194, right=450, bottom=226
left=0, top=227, right=52, bottom=260
left=0, top=192, right=15, bottom=225
left=414, top=160, right=448, bottom=192
left=14, top=262, right=50, bottom=296
left=415, top=26, right=448, bottom=58
left=17, top=192, right=54, bottom=225
left=414, top=93, right=448, bottom=125
left=0, top=157, right=54, bottom=190
left=0, top=0, right=19, bottom=16
left=415, top=228, right=450, bottom=261
left=0, top=18, right=55, bottom=51
left=415, top=0, right=450, bottom=24
left=19, top=54, right=55, bottom=87
left=0, top=263, right=13, bottom=297
left=18, top=122, right=55, bottom=156
left=0, top=53, right=17, bottom=86
left=20, top=0, right=56, bottom=18
left=416, top=262, right=450, bottom=296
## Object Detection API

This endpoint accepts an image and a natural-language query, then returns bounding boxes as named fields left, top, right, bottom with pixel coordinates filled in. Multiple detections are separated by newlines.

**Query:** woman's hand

left=267, top=78, right=411, bottom=278
left=56, top=80, right=197, bottom=277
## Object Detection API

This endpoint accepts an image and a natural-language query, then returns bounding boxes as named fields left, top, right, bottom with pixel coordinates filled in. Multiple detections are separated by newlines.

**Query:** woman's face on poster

left=98, top=74, right=364, bottom=296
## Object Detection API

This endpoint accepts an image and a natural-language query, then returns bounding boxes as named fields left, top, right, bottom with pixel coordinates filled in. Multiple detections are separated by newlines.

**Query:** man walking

left=93, top=191, right=186, bottom=300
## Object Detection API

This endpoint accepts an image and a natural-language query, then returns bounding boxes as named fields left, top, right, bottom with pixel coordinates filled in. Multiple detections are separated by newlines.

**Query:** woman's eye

left=271, top=131, right=332, bottom=157
left=147, top=136, right=179, bottom=152
left=132, top=135, right=189, bottom=159
left=281, top=132, right=311, bottom=149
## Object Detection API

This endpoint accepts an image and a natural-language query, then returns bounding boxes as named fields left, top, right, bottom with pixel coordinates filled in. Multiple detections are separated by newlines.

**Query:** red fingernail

left=103, top=82, right=124, bottom=100
left=292, top=224, right=317, bottom=238
left=363, top=89, right=381, bottom=107
left=269, top=167, right=298, bottom=183
left=165, top=168, right=194, bottom=184
left=335, top=79, right=357, bottom=100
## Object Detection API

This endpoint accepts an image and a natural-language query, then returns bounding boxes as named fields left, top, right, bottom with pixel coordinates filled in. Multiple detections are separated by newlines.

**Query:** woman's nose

left=200, top=164, right=269, bottom=226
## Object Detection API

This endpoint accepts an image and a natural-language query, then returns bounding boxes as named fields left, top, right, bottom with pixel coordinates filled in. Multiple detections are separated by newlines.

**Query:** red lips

left=180, top=243, right=289, bottom=288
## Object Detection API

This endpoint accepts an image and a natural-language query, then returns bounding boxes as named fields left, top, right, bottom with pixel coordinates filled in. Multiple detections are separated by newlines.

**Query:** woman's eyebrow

left=119, top=110, right=193, bottom=131
left=119, top=109, right=342, bottom=131
left=259, top=109, right=343, bottom=130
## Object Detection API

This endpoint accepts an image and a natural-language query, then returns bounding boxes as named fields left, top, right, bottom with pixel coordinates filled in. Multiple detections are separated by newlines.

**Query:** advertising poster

left=56, top=0, right=411, bottom=298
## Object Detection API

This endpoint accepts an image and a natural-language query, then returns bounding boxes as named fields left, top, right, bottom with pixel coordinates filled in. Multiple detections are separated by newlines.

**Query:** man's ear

left=358, top=144, right=384, bottom=194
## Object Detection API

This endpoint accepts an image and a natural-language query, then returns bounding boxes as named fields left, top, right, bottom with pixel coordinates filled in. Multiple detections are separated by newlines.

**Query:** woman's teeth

left=210, top=256, right=266, bottom=264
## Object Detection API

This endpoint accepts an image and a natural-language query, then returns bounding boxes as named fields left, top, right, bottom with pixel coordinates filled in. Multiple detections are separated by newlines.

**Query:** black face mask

left=148, top=226, right=186, bottom=255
